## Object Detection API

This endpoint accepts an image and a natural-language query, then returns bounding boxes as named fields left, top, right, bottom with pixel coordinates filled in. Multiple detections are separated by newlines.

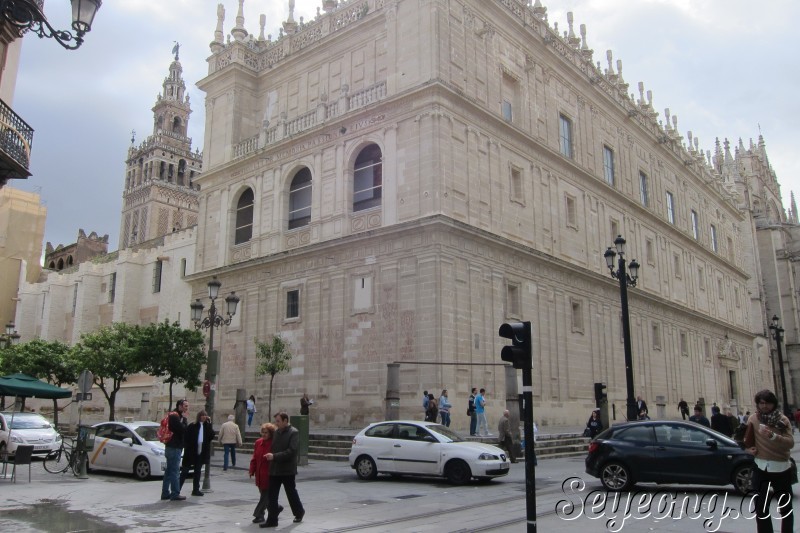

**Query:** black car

left=585, top=420, right=753, bottom=494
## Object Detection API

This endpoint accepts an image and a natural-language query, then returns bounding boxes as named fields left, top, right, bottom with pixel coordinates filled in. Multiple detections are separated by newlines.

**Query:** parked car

left=349, top=420, right=510, bottom=484
left=585, top=420, right=754, bottom=494
left=0, top=411, right=62, bottom=457
left=90, top=421, right=166, bottom=480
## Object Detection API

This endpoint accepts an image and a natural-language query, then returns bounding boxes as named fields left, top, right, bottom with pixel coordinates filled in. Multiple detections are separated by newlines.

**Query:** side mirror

left=705, top=439, right=718, bottom=449
left=122, top=437, right=134, bottom=446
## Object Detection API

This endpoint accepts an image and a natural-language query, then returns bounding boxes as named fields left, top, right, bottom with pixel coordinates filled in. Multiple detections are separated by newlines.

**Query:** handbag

left=582, top=427, right=591, bottom=438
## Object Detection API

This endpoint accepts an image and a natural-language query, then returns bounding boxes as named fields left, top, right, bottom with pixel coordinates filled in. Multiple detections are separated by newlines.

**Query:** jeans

left=247, top=411, right=254, bottom=426
left=440, top=411, right=450, bottom=427
left=477, top=412, right=489, bottom=435
left=161, top=446, right=182, bottom=499
left=223, top=444, right=237, bottom=470
left=753, top=466, right=794, bottom=533
left=470, top=412, right=477, bottom=435
left=267, top=474, right=305, bottom=524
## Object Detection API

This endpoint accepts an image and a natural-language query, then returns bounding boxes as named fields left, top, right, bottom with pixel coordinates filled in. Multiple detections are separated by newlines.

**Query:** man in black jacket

left=261, top=412, right=305, bottom=528
left=180, top=410, right=214, bottom=496
left=161, top=399, right=188, bottom=501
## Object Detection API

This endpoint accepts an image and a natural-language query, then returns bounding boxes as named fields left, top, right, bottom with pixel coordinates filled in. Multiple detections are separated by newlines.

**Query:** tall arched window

left=235, top=188, right=254, bottom=245
left=353, top=144, right=382, bottom=212
left=288, top=168, right=312, bottom=229
left=172, top=117, right=182, bottom=134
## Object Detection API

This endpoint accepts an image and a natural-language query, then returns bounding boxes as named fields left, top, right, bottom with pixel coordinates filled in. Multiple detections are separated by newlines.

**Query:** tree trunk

left=268, top=374, right=275, bottom=417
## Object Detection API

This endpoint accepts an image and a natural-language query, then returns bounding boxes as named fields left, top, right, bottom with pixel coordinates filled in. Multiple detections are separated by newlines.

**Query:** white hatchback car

left=349, top=420, right=510, bottom=484
left=90, top=421, right=166, bottom=480
left=0, top=411, right=61, bottom=457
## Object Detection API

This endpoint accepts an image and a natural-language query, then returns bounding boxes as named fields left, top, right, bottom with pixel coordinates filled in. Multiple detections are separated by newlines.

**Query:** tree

left=0, top=339, right=77, bottom=426
left=71, top=323, right=146, bottom=421
left=255, top=335, right=293, bottom=417
left=139, top=320, right=206, bottom=408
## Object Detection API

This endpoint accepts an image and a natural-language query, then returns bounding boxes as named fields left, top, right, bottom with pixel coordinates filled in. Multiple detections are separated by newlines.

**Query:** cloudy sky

left=13, top=0, right=799, bottom=252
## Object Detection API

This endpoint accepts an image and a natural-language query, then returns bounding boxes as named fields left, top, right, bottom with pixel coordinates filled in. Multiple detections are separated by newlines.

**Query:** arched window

left=288, top=168, right=312, bottom=229
left=172, top=117, right=182, bottom=134
left=177, top=159, right=186, bottom=186
left=353, top=144, right=382, bottom=212
left=48, top=261, right=55, bottom=269
left=57, top=258, right=64, bottom=270
left=235, top=188, right=254, bottom=245
left=67, top=256, right=74, bottom=266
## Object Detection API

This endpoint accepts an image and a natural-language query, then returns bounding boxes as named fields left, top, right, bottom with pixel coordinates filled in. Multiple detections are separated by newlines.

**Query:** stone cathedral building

left=16, top=0, right=793, bottom=429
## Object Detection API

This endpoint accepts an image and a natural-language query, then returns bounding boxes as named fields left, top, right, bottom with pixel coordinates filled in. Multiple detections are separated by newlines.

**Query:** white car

left=90, top=421, right=166, bottom=480
left=0, top=412, right=62, bottom=457
left=349, top=420, right=510, bottom=484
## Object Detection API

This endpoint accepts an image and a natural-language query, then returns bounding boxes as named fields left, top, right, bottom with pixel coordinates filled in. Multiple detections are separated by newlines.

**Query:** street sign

left=77, top=370, right=93, bottom=394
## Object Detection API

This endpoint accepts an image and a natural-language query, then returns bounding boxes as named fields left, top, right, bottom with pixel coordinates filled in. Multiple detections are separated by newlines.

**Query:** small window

left=507, top=283, right=520, bottom=317
left=680, top=331, right=688, bottom=356
left=717, top=278, right=724, bottom=300
left=611, top=220, right=619, bottom=242
left=603, top=146, right=615, bottom=186
left=673, top=253, right=682, bottom=278
left=289, top=168, right=312, bottom=229
left=234, top=188, right=254, bottom=244
left=616, top=425, right=655, bottom=443
left=286, top=289, right=300, bottom=319
left=109, top=273, right=116, bottom=303
left=559, top=114, right=573, bottom=159
left=565, top=194, right=577, bottom=229
left=646, top=238, right=655, bottom=266
left=710, top=224, right=718, bottom=252
left=502, top=100, right=513, bottom=122
left=153, top=260, right=163, bottom=293
left=72, top=283, right=79, bottom=316
left=666, top=191, right=675, bottom=224
left=571, top=299, right=584, bottom=333
left=652, top=323, right=661, bottom=350
left=510, top=166, right=523, bottom=200
left=691, top=210, right=699, bottom=240
left=734, top=286, right=740, bottom=308
left=704, top=338, right=711, bottom=359
left=727, top=236, right=734, bottom=262
left=181, top=258, right=187, bottom=277
left=365, top=423, right=395, bottom=438
left=698, top=266, right=706, bottom=290
left=639, top=172, right=649, bottom=207
left=353, top=144, right=382, bottom=212
left=353, top=276, right=372, bottom=311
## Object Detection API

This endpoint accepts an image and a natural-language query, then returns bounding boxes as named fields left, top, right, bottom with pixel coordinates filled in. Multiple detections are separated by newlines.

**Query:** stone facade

left=44, top=229, right=109, bottom=272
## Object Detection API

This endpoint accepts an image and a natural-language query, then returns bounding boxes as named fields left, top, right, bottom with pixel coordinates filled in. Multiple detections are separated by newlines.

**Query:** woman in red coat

left=249, top=423, right=276, bottom=524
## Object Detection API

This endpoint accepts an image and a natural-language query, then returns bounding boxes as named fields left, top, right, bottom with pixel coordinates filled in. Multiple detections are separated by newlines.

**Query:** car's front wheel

left=600, top=462, right=632, bottom=491
left=354, top=455, right=377, bottom=480
left=445, top=459, right=472, bottom=485
left=732, top=464, right=754, bottom=495
left=133, top=457, right=152, bottom=480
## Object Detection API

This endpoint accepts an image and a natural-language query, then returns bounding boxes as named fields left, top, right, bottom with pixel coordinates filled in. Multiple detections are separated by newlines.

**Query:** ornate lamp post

left=1, top=322, right=20, bottom=348
left=1, top=0, right=102, bottom=50
left=190, top=276, right=239, bottom=492
left=604, top=235, right=640, bottom=422
left=769, top=315, right=792, bottom=419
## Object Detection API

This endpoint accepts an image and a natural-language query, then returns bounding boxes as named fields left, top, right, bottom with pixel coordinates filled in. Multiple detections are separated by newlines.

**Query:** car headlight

left=10, top=435, right=24, bottom=444
left=55, top=433, right=63, bottom=442
left=150, top=447, right=165, bottom=456
left=478, top=453, right=499, bottom=461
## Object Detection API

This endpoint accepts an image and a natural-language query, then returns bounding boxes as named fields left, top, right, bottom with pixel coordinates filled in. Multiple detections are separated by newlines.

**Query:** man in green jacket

left=261, top=412, right=305, bottom=528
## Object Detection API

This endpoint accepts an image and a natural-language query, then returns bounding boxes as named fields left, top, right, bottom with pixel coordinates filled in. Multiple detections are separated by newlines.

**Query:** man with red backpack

left=161, top=399, right=189, bottom=501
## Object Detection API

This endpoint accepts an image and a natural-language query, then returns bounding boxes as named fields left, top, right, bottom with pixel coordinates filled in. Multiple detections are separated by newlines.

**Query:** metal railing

left=0, top=98, right=34, bottom=177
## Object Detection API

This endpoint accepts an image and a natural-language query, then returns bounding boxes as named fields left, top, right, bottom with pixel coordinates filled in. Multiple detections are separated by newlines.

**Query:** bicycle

left=43, top=435, right=79, bottom=475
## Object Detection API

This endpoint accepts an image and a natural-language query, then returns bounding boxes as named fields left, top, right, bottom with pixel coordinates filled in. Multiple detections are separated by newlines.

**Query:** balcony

left=0, top=97, right=33, bottom=187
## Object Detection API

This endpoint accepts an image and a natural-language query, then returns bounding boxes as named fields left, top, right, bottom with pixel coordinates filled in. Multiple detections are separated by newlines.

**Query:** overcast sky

left=13, top=0, right=800, bottom=252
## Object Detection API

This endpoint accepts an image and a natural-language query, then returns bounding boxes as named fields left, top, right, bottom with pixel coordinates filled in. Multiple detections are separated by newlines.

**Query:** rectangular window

left=652, top=323, right=662, bottom=350
left=565, top=194, right=577, bottom=228
left=571, top=299, right=584, bottom=333
left=501, top=73, right=518, bottom=124
left=718, top=278, right=724, bottom=300
left=502, top=100, right=513, bottom=122
left=507, top=283, right=520, bottom=317
left=603, top=146, right=615, bottom=186
left=646, top=238, right=655, bottom=266
left=181, top=258, right=187, bottom=277
left=704, top=338, right=711, bottom=359
left=353, top=276, right=372, bottom=312
left=734, top=286, right=740, bottom=308
left=286, top=289, right=300, bottom=319
left=666, top=191, right=675, bottom=224
left=152, top=260, right=163, bottom=293
left=510, top=166, right=523, bottom=200
left=109, top=273, right=116, bottom=303
left=698, top=266, right=706, bottom=290
left=680, top=331, right=688, bottom=356
left=710, top=224, right=718, bottom=252
left=639, top=172, right=649, bottom=207
left=611, top=220, right=619, bottom=242
left=673, top=253, right=682, bottom=278
left=727, top=236, right=734, bottom=262
left=691, top=210, right=699, bottom=240
left=559, top=114, right=573, bottom=159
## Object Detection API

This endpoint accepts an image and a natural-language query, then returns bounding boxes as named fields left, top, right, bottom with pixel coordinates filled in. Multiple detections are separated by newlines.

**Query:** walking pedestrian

left=422, top=390, right=429, bottom=413
left=678, top=398, right=689, bottom=420
left=250, top=423, right=276, bottom=524
left=710, top=406, right=733, bottom=437
left=475, top=388, right=490, bottom=436
left=438, top=389, right=452, bottom=427
left=744, top=389, right=794, bottom=533
left=160, top=399, right=188, bottom=501
left=180, top=410, right=214, bottom=497
left=261, top=412, right=305, bottom=528
left=636, top=396, right=648, bottom=418
left=585, top=409, right=603, bottom=438
left=247, top=395, right=257, bottom=427
left=468, top=387, right=478, bottom=436
left=219, top=414, right=243, bottom=471
left=300, top=393, right=314, bottom=416
left=688, top=405, right=710, bottom=427
left=425, top=394, right=438, bottom=422
left=497, top=410, right=517, bottom=463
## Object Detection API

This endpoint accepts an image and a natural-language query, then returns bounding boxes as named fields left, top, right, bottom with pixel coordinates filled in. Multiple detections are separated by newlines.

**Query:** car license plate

left=34, top=445, right=50, bottom=451
left=500, top=463, right=509, bottom=470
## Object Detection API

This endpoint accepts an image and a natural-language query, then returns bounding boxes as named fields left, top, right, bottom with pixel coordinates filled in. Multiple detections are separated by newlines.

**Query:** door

left=654, top=424, right=729, bottom=484
left=391, top=423, right=441, bottom=475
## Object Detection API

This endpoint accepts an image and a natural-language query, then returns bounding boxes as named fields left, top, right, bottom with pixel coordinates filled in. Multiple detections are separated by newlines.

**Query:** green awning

left=0, top=373, right=72, bottom=399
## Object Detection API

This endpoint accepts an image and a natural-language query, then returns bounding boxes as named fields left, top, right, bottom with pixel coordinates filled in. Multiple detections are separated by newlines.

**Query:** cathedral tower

left=119, top=48, right=202, bottom=249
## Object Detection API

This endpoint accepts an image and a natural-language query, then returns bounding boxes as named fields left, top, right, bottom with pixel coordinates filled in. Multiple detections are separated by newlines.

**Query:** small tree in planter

left=254, top=335, right=293, bottom=417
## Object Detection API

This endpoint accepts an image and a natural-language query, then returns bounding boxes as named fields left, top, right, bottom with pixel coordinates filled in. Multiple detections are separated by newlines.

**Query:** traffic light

left=594, top=382, right=607, bottom=403
left=499, top=321, right=532, bottom=370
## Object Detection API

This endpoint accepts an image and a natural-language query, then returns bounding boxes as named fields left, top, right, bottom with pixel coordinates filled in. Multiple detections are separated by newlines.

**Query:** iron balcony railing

left=0, top=97, right=34, bottom=180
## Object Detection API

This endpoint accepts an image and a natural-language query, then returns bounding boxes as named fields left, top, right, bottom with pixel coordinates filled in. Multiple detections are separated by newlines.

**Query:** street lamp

left=769, top=315, right=792, bottom=419
left=604, top=235, right=640, bottom=422
left=190, top=276, right=239, bottom=492
left=1, top=322, right=20, bottom=347
left=1, top=0, right=102, bottom=50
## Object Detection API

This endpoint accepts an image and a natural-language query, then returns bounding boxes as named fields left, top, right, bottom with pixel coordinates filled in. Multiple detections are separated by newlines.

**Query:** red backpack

left=157, top=412, right=174, bottom=444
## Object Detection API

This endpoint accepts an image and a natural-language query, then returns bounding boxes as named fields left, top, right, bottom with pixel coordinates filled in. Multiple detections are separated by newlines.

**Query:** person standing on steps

left=247, top=395, right=257, bottom=428
left=438, top=389, right=452, bottom=427
left=219, top=414, right=243, bottom=471
left=468, top=387, right=477, bottom=436
left=475, top=388, right=490, bottom=436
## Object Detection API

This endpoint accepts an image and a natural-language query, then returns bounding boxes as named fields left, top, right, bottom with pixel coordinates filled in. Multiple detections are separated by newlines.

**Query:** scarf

left=758, top=408, right=784, bottom=429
